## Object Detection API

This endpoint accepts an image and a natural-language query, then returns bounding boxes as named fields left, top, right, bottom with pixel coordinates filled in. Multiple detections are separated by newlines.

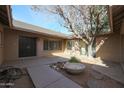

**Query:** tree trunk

left=85, top=44, right=93, bottom=57
left=85, top=38, right=96, bottom=58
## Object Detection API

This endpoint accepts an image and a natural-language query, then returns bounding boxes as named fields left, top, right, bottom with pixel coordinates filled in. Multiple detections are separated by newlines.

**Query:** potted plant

left=64, top=56, right=86, bottom=74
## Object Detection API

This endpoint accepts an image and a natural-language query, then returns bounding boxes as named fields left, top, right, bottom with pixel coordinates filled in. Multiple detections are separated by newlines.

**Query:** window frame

left=43, top=40, right=62, bottom=51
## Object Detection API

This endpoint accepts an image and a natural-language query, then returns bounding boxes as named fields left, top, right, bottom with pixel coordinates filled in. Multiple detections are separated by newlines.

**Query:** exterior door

left=19, top=36, right=36, bottom=57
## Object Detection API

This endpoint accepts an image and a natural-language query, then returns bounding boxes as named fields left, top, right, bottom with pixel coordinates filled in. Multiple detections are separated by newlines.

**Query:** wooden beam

left=0, top=6, right=9, bottom=25
left=108, top=6, right=113, bottom=33
left=0, top=11, right=8, bottom=18
left=113, top=25, right=121, bottom=31
left=113, top=14, right=124, bottom=22
left=0, top=24, right=3, bottom=32
left=112, top=6, right=124, bottom=33
left=0, top=17, right=9, bottom=25
left=6, top=6, right=13, bottom=28
left=0, top=6, right=7, bottom=12
left=112, top=6, right=124, bottom=16
left=113, top=20, right=122, bottom=27
left=0, top=16, right=7, bottom=22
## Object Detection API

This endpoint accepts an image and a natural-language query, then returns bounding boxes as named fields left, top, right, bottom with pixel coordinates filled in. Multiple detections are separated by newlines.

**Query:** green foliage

left=69, top=56, right=80, bottom=63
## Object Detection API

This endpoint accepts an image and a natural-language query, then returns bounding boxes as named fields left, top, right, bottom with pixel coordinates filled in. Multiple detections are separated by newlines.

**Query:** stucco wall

left=96, top=33, right=121, bottom=62
left=120, top=20, right=124, bottom=62
left=121, top=35, right=124, bottom=62
left=4, top=30, right=18, bottom=61
left=0, top=32, right=3, bottom=65
left=4, top=30, right=65, bottom=62
left=120, top=20, right=124, bottom=35
left=0, top=24, right=3, bottom=65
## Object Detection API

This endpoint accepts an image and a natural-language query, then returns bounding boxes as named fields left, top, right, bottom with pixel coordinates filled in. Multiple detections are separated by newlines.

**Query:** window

left=43, top=40, right=62, bottom=50
left=19, top=36, right=36, bottom=57
left=67, top=40, right=74, bottom=50
left=43, top=40, right=48, bottom=50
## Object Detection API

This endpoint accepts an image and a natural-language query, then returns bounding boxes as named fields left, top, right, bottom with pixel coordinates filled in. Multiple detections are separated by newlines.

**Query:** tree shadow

left=48, top=54, right=124, bottom=88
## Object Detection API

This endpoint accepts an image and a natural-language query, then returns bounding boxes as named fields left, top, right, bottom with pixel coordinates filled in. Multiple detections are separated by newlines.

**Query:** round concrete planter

left=64, top=62, right=86, bottom=74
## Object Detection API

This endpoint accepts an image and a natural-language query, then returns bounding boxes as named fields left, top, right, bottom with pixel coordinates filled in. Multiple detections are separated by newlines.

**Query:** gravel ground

left=50, top=62, right=124, bottom=88
left=0, top=68, right=34, bottom=88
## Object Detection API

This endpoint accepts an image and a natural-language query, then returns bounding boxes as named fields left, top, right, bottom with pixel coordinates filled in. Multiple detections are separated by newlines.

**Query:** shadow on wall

left=96, top=33, right=121, bottom=63
left=51, top=32, right=121, bottom=63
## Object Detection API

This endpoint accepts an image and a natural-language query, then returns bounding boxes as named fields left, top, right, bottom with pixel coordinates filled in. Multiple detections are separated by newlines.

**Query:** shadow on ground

left=0, top=55, right=124, bottom=88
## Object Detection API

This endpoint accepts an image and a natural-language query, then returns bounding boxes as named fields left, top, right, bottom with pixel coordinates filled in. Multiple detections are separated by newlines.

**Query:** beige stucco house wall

left=96, top=33, right=121, bottom=62
left=120, top=20, right=124, bottom=62
left=121, top=35, right=124, bottom=62
left=0, top=24, right=4, bottom=65
left=4, top=29, right=65, bottom=62
left=96, top=19, right=124, bottom=63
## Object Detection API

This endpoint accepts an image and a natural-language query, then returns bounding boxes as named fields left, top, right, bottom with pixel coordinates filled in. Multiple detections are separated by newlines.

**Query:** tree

left=31, top=5, right=110, bottom=57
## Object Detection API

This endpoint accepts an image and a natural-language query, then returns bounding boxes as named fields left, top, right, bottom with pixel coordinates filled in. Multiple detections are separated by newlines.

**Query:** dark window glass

left=43, top=40, right=62, bottom=50
left=67, top=40, right=73, bottom=50
left=19, top=36, right=36, bottom=57
left=43, top=40, right=48, bottom=50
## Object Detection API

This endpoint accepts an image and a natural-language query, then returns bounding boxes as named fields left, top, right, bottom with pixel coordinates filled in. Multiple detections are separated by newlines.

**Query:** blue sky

left=11, top=5, right=71, bottom=35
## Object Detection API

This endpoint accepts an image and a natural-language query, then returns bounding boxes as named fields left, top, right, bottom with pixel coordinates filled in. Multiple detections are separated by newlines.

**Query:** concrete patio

left=1, top=56, right=82, bottom=88
left=92, top=61, right=124, bottom=85
left=1, top=55, right=124, bottom=88
left=1, top=56, right=69, bottom=68
left=27, top=65, right=81, bottom=88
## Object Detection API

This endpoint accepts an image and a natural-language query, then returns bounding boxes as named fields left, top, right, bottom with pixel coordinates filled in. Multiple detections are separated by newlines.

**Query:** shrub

left=69, top=56, right=80, bottom=63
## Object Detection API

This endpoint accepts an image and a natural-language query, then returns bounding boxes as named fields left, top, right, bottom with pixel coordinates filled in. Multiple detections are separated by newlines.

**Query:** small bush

left=69, top=56, right=80, bottom=63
